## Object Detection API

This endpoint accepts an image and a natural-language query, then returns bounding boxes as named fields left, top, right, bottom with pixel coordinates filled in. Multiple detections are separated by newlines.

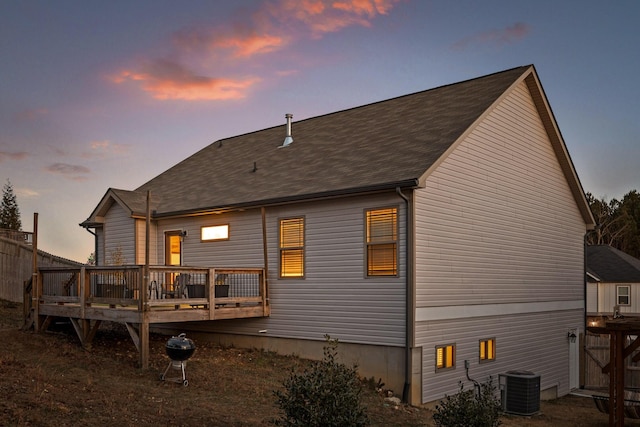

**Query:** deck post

left=209, top=268, right=215, bottom=320
left=80, top=267, right=86, bottom=319
left=140, top=314, right=150, bottom=369
left=32, top=213, right=40, bottom=332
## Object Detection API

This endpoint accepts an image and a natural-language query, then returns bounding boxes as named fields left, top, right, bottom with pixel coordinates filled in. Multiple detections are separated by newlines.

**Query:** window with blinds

left=365, top=207, right=398, bottom=276
left=279, top=217, right=304, bottom=278
left=479, top=338, right=496, bottom=362
left=436, top=344, right=455, bottom=370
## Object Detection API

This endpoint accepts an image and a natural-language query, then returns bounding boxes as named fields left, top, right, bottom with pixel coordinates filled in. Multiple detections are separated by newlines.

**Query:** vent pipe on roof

left=279, top=113, right=293, bottom=148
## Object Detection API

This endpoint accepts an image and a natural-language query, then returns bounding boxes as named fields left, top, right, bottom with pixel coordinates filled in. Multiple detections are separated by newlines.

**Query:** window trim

left=278, top=216, right=305, bottom=279
left=617, top=285, right=630, bottom=306
left=435, top=343, right=456, bottom=371
left=364, top=206, right=399, bottom=277
left=479, top=338, right=496, bottom=363
left=200, top=224, right=230, bottom=242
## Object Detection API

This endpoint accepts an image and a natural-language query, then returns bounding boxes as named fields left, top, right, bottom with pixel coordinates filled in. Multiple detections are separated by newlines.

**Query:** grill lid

left=165, top=333, right=196, bottom=361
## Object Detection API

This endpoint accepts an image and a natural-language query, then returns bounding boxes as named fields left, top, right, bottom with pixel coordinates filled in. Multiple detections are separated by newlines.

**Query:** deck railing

left=36, top=265, right=267, bottom=314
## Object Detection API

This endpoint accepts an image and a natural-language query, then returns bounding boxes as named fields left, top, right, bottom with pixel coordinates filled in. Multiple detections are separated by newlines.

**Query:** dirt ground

left=0, top=299, right=637, bottom=426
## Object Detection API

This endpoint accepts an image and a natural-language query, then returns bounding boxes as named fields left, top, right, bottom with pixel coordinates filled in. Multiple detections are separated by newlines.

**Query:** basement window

left=365, top=207, right=398, bottom=276
left=479, top=338, right=496, bottom=362
left=279, top=217, right=304, bottom=278
left=436, top=344, right=455, bottom=371
left=201, top=225, right=229, bottom=241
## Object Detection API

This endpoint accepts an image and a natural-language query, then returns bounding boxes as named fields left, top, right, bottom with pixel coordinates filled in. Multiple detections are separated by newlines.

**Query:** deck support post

left=139, top=316, right=149, bottom=369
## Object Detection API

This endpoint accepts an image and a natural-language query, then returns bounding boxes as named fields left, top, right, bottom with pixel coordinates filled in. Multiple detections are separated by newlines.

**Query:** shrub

left=432, top=378, right=502, bottom=427
left=273, top=335, right=369, bottom=427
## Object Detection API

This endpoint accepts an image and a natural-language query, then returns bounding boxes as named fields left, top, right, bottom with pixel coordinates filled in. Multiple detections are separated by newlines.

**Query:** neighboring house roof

left=587, top=245, right=640, bottom=283
left=81, top=65, right=594, bottom=227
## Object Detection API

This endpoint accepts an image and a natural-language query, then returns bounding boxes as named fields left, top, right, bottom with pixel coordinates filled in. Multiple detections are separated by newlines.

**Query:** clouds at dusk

left=112, top=0, right=400, bottom=101
left=0, top=151, right=29, bottom=162
left=81, top=140, right=131, bottom=159
left=14, top=108, right=48, bottom=122
left=451, top=22, right=530, bottom=50
left=45, top=163, right=91, bottom=181
left=112, top=59, right=260, bottom=101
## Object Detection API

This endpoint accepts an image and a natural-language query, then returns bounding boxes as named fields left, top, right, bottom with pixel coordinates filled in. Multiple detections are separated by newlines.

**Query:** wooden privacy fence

left=0, top=235, right=81, bottom=302
left=584, top=332, right=640, bottom=390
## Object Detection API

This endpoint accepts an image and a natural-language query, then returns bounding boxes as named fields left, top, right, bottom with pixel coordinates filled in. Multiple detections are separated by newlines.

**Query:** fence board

left=0, top=236, right=81, bottom=302
left=585, top=332, right=640, bottom=390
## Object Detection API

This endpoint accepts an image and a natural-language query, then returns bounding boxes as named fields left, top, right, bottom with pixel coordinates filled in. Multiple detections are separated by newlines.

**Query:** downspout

left=85, top=228, right=97, bottom=265
left=396, top=187, right=413, bottom=403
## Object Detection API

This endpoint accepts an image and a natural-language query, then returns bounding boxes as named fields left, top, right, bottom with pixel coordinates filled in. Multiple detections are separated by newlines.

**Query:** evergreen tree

left=0, top=179, right=22, bottom=230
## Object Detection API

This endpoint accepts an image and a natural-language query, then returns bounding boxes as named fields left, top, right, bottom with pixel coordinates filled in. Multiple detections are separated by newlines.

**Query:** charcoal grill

left=160, top=333, right=196, bottom=386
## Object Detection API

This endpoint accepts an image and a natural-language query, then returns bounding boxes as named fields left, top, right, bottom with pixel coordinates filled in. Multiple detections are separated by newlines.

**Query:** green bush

left=273, top=335, right=369, bottom=427
left=432, top=378, right=502, bottom=427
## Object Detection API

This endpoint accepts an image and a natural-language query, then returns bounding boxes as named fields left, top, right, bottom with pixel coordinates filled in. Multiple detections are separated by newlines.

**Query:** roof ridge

left=207, top=65, right=533, bottom=145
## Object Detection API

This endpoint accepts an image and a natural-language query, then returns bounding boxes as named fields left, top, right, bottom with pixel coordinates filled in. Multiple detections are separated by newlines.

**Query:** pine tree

left=0, top=179, right=22, bottom=230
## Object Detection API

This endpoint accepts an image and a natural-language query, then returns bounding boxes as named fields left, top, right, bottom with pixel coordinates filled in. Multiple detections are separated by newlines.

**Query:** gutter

left=396, top=187, right=413, bottom=404
left=146, top=179, right=420, bottom=220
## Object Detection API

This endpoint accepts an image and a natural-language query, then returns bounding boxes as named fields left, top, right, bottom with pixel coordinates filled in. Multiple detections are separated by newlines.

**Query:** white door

left=569, top=328, right=579, bottom=390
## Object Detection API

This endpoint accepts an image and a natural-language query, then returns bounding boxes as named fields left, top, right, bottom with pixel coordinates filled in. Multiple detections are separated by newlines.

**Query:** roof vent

left=279, top=113, right=293, bottom=148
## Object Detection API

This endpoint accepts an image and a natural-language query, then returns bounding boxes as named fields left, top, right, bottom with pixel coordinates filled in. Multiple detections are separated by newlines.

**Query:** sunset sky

left=1, top=0, right=639, bottom=262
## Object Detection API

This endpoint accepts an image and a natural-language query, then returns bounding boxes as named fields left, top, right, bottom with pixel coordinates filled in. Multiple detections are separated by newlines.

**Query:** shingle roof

left=127, top=65, right=531, bottom=217
left=587, top=245, right=640, bottom=283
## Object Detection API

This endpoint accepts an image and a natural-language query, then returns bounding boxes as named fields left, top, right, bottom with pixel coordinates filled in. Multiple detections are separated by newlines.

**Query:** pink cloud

left=112, top=59, right=260, bottom=101
left=111, top=0, right=401, bottom=101
left=174, top=26, right=288, bottom=58
left=452, top=22, right=531, bottom=50
left=0, top=151, right=29, bottom=162
left=45, top=163, right=91, bottom=181
left=276, top=0, right=400, bottom=36
left=81, top=140, right=131, bottom=159
left=14, top=108, right=48, bottom=122
left=214, top=33, right=287, bottom=58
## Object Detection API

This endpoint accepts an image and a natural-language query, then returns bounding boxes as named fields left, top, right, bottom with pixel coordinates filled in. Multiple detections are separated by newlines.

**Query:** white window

left=617, top=285, right=630, bottom=305
left=201, top=225, right=229, bottom=241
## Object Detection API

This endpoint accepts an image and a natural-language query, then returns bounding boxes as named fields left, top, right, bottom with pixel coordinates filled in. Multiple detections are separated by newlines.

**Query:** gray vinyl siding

left=96, top=228, right=105, bottom=265
left=182, top=192, right=407, bottom=346
left=414, top=80, right=586, bottom=401
left=135, top=218, right=158, bottom=265
left=417, top=310, right=582, bottom=402
left=415, top=80, right=585, bottom=307
left=104, top=204, right=135, bottom=265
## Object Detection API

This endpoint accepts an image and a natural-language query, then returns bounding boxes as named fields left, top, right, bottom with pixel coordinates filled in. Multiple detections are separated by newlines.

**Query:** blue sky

left=1, top=0, right=638, bottom=262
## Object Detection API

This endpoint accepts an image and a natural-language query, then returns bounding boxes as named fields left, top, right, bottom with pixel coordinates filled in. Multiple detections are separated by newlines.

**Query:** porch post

left=32, top=212, right=39, bottom=332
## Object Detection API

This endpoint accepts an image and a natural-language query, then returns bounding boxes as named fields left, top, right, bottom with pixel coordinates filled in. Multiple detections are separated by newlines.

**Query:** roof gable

left=81, top=188, right=155, bottom=226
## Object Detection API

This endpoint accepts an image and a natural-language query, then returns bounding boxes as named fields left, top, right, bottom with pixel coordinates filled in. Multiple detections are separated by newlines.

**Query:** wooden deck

left=25, top=265, right=269, bottom=368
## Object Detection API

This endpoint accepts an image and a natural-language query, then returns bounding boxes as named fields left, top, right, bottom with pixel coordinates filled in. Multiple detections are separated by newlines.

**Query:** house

left=81, top=65, right=595, bottom=405
left=587, top=245, right=640, bottom=322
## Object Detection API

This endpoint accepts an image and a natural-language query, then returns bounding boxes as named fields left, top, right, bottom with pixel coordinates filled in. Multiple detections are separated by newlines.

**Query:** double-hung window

left=365, top=207, right=398, bottom=276
left=617, top=285, right=630, bottom=305
left=279, top=217, right=304, bottom=278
